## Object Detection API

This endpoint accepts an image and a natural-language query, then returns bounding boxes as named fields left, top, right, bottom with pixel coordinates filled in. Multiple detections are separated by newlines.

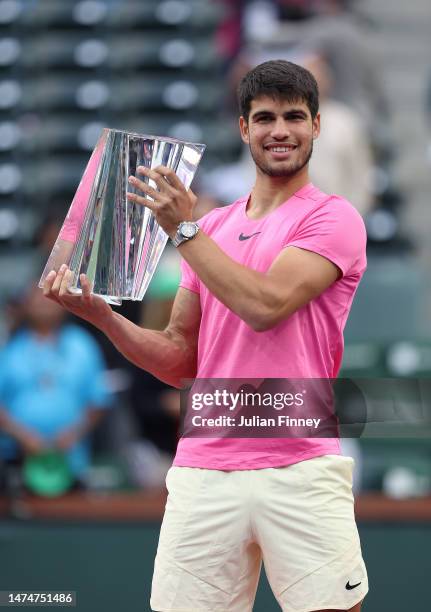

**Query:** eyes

left=253, top=113, right=307, bottom=124
left=254, top=115, right=272, bottom=123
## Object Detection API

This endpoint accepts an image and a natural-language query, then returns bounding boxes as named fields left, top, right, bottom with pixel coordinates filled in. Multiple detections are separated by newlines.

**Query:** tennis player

left=44, top=60, right=368, bottom=612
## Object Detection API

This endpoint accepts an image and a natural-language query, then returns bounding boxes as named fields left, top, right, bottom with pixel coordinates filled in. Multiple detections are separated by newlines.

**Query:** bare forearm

left=42, top=267, right=198, bottom=387
left=100, top=312, right=196, bottom=387
left=179, top=232, right=278, bottom=329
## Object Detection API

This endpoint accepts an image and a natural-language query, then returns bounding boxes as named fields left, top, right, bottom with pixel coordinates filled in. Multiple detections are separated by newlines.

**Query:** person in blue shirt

left=0, top=283, right=111, bottom=482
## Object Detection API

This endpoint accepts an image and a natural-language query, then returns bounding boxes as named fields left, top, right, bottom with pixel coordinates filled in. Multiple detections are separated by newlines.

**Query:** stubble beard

left=249, top=138, right=314, bottom=179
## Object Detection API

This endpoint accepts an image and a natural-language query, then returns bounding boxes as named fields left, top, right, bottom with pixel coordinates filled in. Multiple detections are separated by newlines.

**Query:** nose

left=270, top=117, right=290, bottom=140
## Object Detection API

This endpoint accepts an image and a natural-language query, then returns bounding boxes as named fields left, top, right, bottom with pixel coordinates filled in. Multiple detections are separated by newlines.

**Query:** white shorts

left=150, top=455, right=369, bottom=612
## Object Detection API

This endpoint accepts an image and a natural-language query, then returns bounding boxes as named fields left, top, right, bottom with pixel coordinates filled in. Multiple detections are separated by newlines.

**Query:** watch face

left=181, top=222, right=197, bottom=238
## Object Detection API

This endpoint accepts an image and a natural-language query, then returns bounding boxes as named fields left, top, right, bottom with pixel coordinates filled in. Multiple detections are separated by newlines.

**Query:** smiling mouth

left=264, top=144, right=297, bottom=153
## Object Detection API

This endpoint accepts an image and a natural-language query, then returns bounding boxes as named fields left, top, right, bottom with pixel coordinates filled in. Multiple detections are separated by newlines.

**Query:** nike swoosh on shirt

left=238, top=232, right=262, bottom=241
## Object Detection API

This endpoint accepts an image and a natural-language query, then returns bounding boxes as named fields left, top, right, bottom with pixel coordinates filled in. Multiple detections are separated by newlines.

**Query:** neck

left=247, top=166, right=311, bottom=219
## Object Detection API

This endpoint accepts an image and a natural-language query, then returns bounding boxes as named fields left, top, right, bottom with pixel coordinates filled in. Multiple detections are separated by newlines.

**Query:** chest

left=209, top=213, right=301, bottom=273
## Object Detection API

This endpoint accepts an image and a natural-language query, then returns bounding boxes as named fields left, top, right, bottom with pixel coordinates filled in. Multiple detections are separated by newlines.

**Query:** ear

left=239, top=116, right=250, bottom=145
left=312, top=112, right=321, bottom=140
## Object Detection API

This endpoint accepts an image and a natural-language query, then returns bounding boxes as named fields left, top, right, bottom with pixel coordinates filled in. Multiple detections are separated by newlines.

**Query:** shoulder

left=323, top=194, right=367, bottom=235
left=290, top=190, right=367, bottom=276
left=305, top=189, right=366, bottom=234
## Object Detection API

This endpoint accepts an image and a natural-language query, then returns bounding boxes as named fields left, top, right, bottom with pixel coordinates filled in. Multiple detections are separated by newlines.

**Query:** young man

left=44, top=60, right=368, bottom=612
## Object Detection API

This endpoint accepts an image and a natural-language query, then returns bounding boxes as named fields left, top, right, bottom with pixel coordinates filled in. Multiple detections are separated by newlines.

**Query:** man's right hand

left=43, top=265, right=113, bottom=331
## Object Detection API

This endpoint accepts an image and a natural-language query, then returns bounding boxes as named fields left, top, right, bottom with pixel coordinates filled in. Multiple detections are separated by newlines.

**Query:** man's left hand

left=127, top=165, right=196, bottom=238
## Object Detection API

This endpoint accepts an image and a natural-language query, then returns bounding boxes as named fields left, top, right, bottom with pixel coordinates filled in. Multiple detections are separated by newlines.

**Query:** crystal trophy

left=39, top=129, right=205, bottom=304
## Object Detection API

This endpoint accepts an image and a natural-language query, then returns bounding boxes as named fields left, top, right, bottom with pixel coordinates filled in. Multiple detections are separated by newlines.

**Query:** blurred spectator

left=215, top=0, right=245, bottom=71
left=0, top=284, right=111, bottom=490
left=303, top=52, right=374, bottom=215
left=238, top=0, right=391, bottom=160
left=201, top=146, right=254, bottom=205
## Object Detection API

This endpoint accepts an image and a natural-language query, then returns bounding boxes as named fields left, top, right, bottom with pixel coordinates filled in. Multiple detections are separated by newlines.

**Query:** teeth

left=267, top=146, right=294, bottom=152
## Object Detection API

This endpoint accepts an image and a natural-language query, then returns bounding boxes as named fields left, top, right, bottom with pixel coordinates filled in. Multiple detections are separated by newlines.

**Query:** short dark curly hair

left=237, top=59, right=319, bottom=121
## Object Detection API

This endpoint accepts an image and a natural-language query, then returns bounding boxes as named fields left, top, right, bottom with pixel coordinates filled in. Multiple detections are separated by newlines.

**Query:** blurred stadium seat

left=360, top=437, right=431, bottom=492
left=340, top=342, right=386, bottom=378
left=19, top=157, right=89, bottom=197
left=386, top=340, right=431, bottom=378
left=17, top=36, right=107, bottom=70
left=0, top=33, right=222, bottom=73
left=344, top=254, right=428, bottom=343
left=15, top=78, right=106, bottom=111
left=4, top=0, right=224, bottom=31
left=106, top=0, right=224, bottom=30
left=107, top=77, right=222, bottom=113
left=0, top=0, right=229, bottom=207
left=14, top=0, right=108, bottom=29
left=106, top=35, right=222, bottom=72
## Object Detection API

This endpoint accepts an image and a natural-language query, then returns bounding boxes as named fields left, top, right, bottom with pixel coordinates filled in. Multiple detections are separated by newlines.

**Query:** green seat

left=21, top=156, right=88, bottom=197
left=340, top=342, right=386, bottom=377
left=19, top=35, right=108, bottom=70
left=106, top=0, right=225, bottom=31
left=106, top=35, right=221, bottom=72
left=19, top=1, right=106, bottom=29
left=359, top=438, right=431, bottom=492
left=345, top=254, right=427, bottom=343
left=108, top=77, right=222, bottom=113
left=20, top=77, right=110, bottom=111
left=385, top=340, right=431, bottom=377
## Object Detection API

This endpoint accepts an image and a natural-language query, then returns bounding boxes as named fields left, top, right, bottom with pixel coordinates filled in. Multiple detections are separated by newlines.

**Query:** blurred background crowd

left=0, top=0, right=430, bottom=504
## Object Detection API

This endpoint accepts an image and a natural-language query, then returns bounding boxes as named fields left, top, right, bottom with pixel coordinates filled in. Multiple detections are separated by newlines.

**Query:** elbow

left=242, top=286, right=292, bottom=332
left=246, top=307, right=281, bottom=333
left=249, top=317, right=278, bottom=333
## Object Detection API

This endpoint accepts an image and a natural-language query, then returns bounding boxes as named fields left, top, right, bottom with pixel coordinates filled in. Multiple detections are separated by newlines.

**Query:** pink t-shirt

left=173, top=183, right=367, bottom=470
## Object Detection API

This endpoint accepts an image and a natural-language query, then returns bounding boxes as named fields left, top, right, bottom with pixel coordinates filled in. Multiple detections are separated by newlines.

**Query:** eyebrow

left=251, top=109, right=309, bottom=120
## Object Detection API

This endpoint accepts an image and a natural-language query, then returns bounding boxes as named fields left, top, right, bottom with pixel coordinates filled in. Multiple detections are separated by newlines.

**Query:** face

left=239, top=95, right=320, bottom=179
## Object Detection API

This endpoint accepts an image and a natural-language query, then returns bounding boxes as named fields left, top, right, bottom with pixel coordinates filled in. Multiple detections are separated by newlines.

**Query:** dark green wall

left=0, top=521, right=429, bottom=611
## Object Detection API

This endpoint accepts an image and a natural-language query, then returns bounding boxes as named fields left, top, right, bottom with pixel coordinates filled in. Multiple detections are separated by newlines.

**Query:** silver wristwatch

left=171, top=221, right=199, bottom=247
